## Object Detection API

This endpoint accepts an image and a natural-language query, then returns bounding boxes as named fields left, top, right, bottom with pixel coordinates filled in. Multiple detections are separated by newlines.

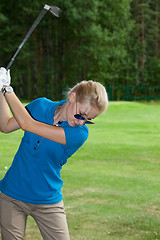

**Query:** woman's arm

left=0, top=67, right=20, bottom=133
left=4, top=91, right=66, bottom=145
left=0, top=91, right=20, bottom=133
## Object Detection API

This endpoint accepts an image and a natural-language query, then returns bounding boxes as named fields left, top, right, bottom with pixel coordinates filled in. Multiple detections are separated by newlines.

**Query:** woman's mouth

left=73, top=121, right=78, bottom=126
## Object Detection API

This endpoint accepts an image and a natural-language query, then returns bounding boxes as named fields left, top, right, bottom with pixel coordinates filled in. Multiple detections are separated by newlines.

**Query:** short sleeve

left=25, top=98, right=56, bottom=123
left=63, top=125, right=89, bottom=157
left=25, top=98, right=45, bottom=119
left=25, top=97, right=53, bottom=114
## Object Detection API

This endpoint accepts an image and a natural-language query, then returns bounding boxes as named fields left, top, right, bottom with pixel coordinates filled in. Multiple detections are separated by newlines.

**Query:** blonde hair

left=68, top=80, right=108, bottom=113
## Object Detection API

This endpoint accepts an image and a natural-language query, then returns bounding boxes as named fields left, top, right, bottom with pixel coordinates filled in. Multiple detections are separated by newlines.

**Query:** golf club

left=6, top=4, right=61, bottom=70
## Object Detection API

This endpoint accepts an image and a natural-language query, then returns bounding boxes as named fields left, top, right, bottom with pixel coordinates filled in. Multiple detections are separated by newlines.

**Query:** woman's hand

left=0, top=67, right=11, bottom=91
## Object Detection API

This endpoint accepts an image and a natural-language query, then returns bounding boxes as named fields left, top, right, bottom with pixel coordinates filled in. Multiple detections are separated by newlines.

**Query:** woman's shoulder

left=29, top=98, right=66, bottom=107
left=26, top=97, right=56, bottom=110
left=31, top=97, right=53, bottom=105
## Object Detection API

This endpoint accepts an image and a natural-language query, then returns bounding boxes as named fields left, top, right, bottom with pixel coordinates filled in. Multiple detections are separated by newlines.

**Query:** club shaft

left=6, top=7, right=49, bottom=70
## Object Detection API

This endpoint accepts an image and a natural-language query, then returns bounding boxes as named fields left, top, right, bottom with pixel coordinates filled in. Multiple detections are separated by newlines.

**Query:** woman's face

left=67, top=93, right=100, bottom=127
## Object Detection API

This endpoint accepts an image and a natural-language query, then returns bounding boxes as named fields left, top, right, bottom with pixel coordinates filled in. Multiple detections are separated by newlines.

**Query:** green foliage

left=0, top=0, right=159, bottom=99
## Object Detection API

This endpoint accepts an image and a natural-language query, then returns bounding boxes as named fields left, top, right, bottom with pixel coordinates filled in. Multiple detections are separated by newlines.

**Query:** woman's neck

left=53, top=101, right=68, bottom=124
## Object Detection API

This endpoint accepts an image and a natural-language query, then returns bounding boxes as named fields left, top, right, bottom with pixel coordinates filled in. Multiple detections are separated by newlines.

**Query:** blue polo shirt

left=0, top=98, right=89, bottom=204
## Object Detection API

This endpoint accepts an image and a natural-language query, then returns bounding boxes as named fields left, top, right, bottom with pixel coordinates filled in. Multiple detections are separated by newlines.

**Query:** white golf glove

left=0, top=67, right=11, bottom=91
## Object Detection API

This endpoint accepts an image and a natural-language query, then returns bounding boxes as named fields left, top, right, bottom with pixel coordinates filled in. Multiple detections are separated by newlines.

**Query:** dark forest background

left=0, top=0, right=160, bottom=100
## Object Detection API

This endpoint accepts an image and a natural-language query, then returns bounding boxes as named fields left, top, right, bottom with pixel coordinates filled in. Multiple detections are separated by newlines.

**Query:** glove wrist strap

left=2, top=86, right=7, bottom=96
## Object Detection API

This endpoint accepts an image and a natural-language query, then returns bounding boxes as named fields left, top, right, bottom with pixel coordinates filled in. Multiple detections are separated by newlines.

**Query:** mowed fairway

left=0, top=101, right=160, bottom=240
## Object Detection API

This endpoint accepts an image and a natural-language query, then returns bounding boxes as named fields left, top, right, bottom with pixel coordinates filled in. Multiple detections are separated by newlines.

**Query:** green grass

left=0, top=101, right=160, bottom=240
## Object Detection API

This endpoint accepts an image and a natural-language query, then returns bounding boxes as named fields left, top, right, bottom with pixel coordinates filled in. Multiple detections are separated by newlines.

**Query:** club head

left=49, top=6, right=61, bottom=17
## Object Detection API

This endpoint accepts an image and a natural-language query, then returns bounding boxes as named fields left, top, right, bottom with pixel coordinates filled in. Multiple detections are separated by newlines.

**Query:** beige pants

left=0, top=193, right=70, bottom=240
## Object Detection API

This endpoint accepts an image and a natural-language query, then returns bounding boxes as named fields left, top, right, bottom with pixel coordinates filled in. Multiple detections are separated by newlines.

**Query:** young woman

left=0, top=67, right=108, bottom=240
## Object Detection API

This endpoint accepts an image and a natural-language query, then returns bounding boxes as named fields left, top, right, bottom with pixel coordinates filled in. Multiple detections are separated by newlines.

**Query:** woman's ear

left=69, top=92, right=76, bottom=103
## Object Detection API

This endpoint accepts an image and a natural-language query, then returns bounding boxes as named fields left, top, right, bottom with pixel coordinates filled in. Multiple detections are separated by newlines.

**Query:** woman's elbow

left=19, top=121, right=28, bottom=131
left=0, top=127, right=9, bottom=133
left=19, top=118, right=33, bottom=132
left=0, top=125, right=13, bottom=133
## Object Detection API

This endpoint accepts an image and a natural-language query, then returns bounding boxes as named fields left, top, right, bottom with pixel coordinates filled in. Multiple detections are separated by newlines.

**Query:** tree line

left=0, top=0, right=159, bottom=100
